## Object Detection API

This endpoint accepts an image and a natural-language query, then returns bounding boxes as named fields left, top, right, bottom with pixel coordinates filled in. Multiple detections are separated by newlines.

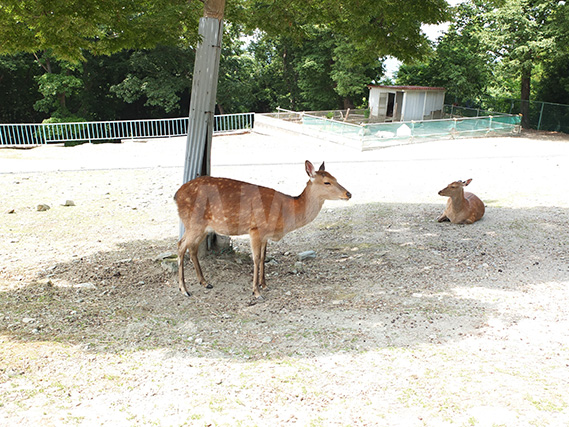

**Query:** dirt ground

left=1, top=129, right=569, bottom=426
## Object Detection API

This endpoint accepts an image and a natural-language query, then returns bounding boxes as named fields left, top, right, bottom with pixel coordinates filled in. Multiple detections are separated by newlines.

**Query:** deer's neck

left=450, top=191, right=466, bottom=212
left=294, top=183, right=326, bottom=228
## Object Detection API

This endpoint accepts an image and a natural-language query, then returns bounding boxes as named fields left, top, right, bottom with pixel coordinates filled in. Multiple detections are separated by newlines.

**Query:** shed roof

left=368, top=85, right=446, bottom=91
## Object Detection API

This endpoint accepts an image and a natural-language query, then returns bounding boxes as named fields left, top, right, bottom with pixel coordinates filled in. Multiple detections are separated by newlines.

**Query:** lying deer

left=437, top=178, right=485, bottom=224
left=174, top=161, right=351, bottom=298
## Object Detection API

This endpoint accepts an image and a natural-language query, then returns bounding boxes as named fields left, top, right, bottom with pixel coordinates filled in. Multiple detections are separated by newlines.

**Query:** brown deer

left=437, top=179, right=485, bottom=224
left=174, top=161, right=351, bottom=298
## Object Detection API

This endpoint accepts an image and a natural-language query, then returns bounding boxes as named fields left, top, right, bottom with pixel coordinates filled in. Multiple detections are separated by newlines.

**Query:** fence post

left=537, top=102, right=545, bottom=130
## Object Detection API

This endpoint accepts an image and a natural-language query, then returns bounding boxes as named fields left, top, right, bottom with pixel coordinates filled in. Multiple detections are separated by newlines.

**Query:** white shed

left=368, top=85, right=446, bottom=122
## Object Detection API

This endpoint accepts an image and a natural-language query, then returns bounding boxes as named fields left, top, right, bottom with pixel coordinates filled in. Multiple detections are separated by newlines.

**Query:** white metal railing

left=0, top=113, right=254, bottom=146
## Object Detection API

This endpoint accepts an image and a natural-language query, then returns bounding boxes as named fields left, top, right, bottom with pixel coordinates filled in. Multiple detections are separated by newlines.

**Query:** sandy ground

left=1, top=129, right=569, bottom=426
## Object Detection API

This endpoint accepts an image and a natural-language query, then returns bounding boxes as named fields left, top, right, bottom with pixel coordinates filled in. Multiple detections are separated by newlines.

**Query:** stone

left=37, top=204, right=50, bottom=211
left=155, top=252, right=176, bottom=261
left=161, top=259, right=178, bottom=274
left=292, top=261, right=304, bottom=273
left=74, top=282, right=96, bottom=289
left=297, top=250, right=316, bottom=261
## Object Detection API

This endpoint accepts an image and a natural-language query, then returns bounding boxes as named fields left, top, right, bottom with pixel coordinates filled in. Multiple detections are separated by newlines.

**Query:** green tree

left=476, top=0, right=561, bottom=127
left=216, top=23, right=257, bottom=114
left=233, top=0, right=449, bottom=62
left=331, top=38, right=384, bottom=109
left=247, top=28, right=384, bottom=112
left=0, top=0, right=201, bottom=62
left=32, top=57, right=83, bottom=118
left=246, top=34, right=296, bottom=112
left=534, top=1, right=569, bottom=104
left=110, top=46, right=194, bottom=115
left=0, top=54, right=44, bottom=122
left=397, top=1, right=494, bottom=105
left=1, top=0, right=450, bottom=120
left=0, top=0, right=201, bottom=120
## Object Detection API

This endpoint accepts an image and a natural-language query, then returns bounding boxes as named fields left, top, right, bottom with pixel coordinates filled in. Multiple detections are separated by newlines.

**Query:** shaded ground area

left=1, top=130, right=568, bottom=426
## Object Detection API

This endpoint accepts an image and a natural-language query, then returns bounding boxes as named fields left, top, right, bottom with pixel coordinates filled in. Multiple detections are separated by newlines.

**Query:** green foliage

left=536, top=53, right=569, bottom=104
left=292, top=28, right=341, bottom=110
left=34, top=60, right=83, bottom=115
left=397, top=1, right=494, bottom=105
left=477, top=0, right=558, bottom=78
left=247, top=27, right=384, bottom=112
left=233, top=0, right=449, bottom=62
left=1, top=0, right=452, bottom=121
left=110, top=46, right=194, bottom=114
left=216, top=23, right=257, bottom=113
left=41, top=113, right=89, bottom=146
left=397, top=0, right=569, bottom=115
left=331, top=39, right=383, bottom=108
left=0, top=54, right=44, bottom=122
left=0, top=0, right=202, bottom=62
left=534, top=2, right=569, bottom=104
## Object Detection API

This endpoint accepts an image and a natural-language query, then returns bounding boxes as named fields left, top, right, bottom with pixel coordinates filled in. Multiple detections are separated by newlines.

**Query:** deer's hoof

left=205, top=284, right=213, bottom=289
left=247, top=294, right=264, bottom=306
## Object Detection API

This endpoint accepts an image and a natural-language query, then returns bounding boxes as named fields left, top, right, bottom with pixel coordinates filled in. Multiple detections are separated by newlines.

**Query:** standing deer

left=174, top=161, right=351, bottom=298
left=437, top=178, right=485, bottom=224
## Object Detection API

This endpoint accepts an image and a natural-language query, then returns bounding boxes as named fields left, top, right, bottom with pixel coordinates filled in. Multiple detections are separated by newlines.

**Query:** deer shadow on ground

left=1, top=203, right=568, bottom=360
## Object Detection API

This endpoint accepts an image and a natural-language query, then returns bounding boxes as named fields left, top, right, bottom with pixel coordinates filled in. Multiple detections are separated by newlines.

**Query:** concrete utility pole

left=182, top=0, right=226, bottom=185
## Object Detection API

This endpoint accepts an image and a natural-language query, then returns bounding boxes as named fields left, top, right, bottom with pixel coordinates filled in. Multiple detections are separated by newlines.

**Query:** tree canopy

left=0, top=0, right=202, bottom=62
left=397, top=0, right=569, bottom=127
left=0, top=0, right=451, bottom=122
left=1, top=0, right=449, bottom=62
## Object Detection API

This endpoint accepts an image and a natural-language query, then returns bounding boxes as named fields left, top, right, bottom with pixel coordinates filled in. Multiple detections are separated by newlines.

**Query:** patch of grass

left=524, top=393, right=567, bottom=412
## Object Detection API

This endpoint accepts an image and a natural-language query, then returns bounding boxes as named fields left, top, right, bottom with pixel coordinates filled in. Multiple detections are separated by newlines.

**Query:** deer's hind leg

left=258, top=241, right=268, bottom=290
left=178, top=227, right=210, bottom=296
left=249, top=230, right=265, bottom=298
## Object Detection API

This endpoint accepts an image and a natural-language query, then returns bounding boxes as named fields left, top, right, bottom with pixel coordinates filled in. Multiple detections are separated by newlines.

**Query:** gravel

left=1, top=129, right=568, bottom=426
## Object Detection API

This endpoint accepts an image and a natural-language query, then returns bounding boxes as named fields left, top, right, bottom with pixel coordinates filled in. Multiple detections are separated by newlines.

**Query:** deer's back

left=455, top=192, right=485, bottom=223
left=175, top=176, right=297, bottom=237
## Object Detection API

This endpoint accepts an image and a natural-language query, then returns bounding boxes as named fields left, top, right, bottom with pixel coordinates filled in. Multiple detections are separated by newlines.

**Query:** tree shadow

left=1, top=202, right=568, bottom=361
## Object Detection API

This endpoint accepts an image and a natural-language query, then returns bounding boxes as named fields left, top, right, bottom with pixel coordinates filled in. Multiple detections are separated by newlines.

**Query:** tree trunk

left=343, top=98, right=355, bottom=110
left=520, top=67, right=531, bottom=129
left=204, top=0, right=225, bottom=19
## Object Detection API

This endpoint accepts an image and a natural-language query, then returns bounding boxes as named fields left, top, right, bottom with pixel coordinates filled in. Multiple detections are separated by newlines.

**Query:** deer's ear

left=305, top=160, right=316, bottom=178
left=318, top=162, right=325, bottom=171
left=464, top=178, right=473, bottom=186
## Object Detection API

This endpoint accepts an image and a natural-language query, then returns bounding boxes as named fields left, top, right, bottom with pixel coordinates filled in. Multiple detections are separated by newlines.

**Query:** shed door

left=378, top=92, right=388, bottom=117
left=394, top=92, right=404, bottom=121
left=386, top=93, right=395, bottom=118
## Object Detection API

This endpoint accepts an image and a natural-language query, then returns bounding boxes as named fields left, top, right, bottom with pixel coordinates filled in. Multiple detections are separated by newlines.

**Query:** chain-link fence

left=479, top=99, right=569, bottom=133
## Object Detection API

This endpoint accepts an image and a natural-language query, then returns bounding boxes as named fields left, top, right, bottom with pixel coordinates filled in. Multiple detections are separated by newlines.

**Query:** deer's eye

left=324, top=182, right=332, bottom=185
